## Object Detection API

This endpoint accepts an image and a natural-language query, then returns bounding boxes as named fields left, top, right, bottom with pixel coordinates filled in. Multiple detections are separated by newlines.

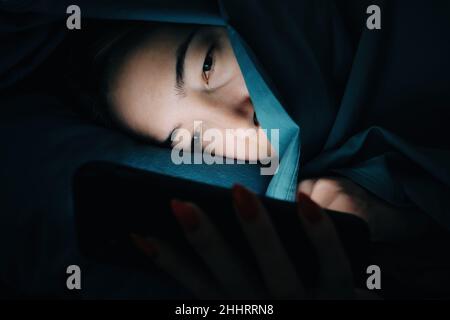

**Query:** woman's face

left=108, top=24, right=273, bottom=161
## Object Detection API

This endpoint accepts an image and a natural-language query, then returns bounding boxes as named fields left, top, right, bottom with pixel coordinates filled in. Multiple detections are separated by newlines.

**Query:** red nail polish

left=130, top=234, right=158, bottom=258
left=170, top=199, right=200, bottom=232
left=297, top=192, right=322, bottom=224
left=232, top=184, right=259, bottom=221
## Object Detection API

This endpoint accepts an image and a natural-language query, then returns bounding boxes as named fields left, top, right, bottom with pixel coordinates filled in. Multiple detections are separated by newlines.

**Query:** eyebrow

left=175, top=28, right=198, bottom=96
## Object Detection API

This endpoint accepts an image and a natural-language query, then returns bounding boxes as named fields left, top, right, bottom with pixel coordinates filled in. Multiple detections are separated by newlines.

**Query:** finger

left=327, top=192, right=366, bottom=217
left=170, top=200, right=259, bottom=299
left=296, top=192, right=354, bottom=299
left=232, top=184, right=305, bottom=299
left=131, top=234, right=223, bottom=299
left=297, top=179, right=317, bottom=196
left=309, top=178, right=342, bottom=208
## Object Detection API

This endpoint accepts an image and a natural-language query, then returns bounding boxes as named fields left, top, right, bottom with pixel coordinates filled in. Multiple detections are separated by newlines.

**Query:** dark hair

left=65, top=20, right=156, bottom=129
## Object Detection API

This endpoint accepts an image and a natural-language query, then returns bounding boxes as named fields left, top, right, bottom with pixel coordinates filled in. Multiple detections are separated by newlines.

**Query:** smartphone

left=73, top=161, right=370, bottom=289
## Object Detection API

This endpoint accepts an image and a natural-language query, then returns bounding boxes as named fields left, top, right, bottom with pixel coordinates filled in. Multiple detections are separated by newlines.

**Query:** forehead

left=109, top=25, right=193, bottom=141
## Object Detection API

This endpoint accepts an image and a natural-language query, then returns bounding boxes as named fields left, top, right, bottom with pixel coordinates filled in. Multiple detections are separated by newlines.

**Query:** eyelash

left=202, top=45, right=215, bottom=85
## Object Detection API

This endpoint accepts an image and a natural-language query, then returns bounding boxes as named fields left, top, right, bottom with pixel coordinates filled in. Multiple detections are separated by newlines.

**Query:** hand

left=131, top=185, right=368, bottom=299
left=298, top=177, right=381, bottom=222
left=297, top=177, right=430, bottom=241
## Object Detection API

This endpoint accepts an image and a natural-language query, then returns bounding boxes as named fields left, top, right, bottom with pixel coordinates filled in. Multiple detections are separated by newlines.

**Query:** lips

left=253, top=112, right=259, bottom=126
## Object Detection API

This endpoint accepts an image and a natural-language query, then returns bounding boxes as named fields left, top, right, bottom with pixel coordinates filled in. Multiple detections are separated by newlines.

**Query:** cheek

left=200, top=110, right=253, bottom=135
left=201, top=127, right=260, bottom=160
left=185, top=93, right=248, bottom=127
left=223, top=128, right=274, bottom=161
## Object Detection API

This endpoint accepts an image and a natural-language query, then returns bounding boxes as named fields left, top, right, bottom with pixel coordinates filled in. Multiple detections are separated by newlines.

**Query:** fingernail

left=297, top=192, right=322, bottom=224
left=130, top=234, right=158, bottom=258
left=170, top=199, right=200, bottom=232
left=232, top=184, right=259, bottom=221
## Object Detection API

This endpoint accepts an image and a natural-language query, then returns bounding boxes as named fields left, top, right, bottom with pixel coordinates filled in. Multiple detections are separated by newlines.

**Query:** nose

left=195, top=68, right=255, bottom=127
left=226, top=73, right=254, bottom=118
left=235, top=95, right=254, bottom=118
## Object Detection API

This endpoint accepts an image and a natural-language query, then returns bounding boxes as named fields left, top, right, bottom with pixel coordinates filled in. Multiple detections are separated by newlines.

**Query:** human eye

left=202, top=45, right=215, bottom=85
